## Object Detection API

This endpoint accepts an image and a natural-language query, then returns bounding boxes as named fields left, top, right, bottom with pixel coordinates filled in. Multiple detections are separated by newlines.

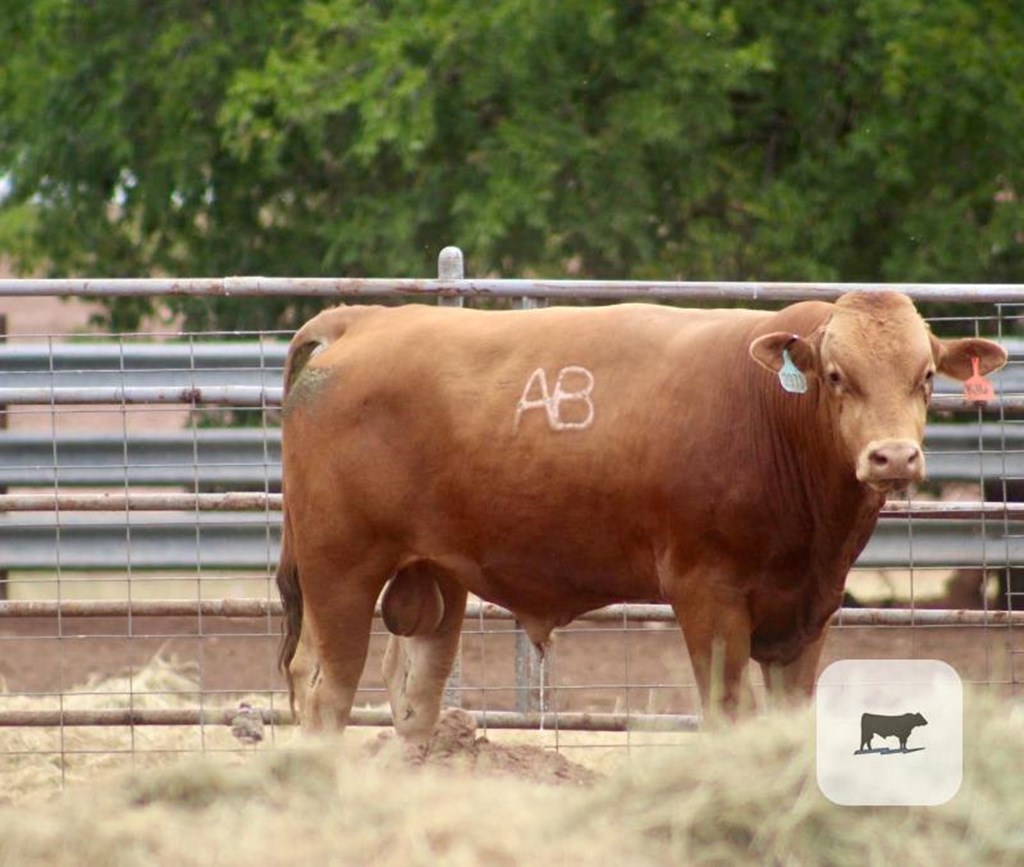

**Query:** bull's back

left=288, top=302, right=767, bottom=499
left=295, top=302, right=769, bottom=448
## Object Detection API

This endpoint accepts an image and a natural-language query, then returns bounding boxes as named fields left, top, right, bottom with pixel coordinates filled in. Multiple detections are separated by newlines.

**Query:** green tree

left=1, top=1, right=1023, bottom=332
left=728, top=0, right=1024, bottom=283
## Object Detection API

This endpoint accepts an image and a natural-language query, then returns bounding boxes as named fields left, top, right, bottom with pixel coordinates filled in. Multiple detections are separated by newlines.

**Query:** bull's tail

left=281, top=303, right=383, bottom=396
left=276, top=304, right=382, bottom=711
left=275, top=512, right=303, bottom=711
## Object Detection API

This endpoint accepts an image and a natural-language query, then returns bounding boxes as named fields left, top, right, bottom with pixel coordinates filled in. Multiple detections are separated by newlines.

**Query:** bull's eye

left=827, top=369, right=842, bottom=388
left=922, top=369, right=935, bottom=393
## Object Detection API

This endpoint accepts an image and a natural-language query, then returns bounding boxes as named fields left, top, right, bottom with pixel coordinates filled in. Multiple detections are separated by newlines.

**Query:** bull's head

left=749, top=292, right=1008, bottom=494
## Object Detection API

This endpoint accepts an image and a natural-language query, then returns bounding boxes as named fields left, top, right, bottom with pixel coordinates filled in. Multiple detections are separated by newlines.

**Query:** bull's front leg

left=669, top=582, right=755, bottom=723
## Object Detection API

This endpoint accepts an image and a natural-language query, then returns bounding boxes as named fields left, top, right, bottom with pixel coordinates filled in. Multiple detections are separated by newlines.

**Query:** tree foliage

left=1, top=1, right=1023, bottom=331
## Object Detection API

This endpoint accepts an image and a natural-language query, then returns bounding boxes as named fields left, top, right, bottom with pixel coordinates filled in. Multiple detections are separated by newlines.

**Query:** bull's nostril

left=862, top=442, right=925, bottom=484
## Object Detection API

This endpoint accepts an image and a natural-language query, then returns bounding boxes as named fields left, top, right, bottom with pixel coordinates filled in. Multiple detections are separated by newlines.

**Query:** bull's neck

left=746, top=373, right=884, bottom=654
left=755, top=369, right=884, bottom=554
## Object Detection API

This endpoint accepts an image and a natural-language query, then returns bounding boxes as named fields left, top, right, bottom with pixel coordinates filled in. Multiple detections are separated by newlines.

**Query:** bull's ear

left=749, top=332, right=817, bottom=375
left=932, top=335, right=1008, bottom=380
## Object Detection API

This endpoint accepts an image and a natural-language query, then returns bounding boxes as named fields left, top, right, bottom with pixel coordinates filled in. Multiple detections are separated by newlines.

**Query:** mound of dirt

left=365, top=708, right=600, bottom=787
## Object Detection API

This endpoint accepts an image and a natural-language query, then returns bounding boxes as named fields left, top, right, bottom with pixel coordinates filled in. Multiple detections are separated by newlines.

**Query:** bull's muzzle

left=857, top=439, right=926, bottom=493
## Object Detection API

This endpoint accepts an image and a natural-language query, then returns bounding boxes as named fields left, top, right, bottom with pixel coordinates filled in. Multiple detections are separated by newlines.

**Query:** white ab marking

left=514, top=365, right=595, bottom=432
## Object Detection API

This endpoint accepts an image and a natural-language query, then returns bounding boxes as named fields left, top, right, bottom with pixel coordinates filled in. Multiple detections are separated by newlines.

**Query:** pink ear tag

left=778, top=348, right=807, bottom=394
left=963, top=357, right=995, bottom=405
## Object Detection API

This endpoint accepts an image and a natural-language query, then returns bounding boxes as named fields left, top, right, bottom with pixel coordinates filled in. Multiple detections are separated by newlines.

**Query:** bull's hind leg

left=287, top=617, right=321, bottom=724
left=382, top=563, right=468, bottom=743
left=300, top=550, right=396, bottom=732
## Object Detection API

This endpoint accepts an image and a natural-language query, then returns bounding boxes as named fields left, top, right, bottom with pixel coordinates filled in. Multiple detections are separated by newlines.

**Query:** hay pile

left=0, top=661, right=1021, bottom=865
left=0, top=657, right=219, bottom=802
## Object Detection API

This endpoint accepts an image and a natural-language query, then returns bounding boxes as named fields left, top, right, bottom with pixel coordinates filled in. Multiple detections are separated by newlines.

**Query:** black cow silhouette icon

left=856, top=711, right=928, bottom=754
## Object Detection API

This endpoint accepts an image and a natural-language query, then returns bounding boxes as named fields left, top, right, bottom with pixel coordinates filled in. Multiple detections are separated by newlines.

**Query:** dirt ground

left=364, top=707, right=602, bottom=786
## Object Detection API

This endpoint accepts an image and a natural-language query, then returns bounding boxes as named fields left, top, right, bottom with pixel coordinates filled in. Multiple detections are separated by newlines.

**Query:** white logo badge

left=816, top=659, right=962, bottom=806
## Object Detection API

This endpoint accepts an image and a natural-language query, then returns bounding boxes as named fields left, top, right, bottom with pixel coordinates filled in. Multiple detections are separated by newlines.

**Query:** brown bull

left=276, top=293, right=1005, bottom=736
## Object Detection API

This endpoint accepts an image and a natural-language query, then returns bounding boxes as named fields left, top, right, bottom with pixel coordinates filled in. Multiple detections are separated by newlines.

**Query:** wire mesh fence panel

left=0, top=264, right=1021, bottom=785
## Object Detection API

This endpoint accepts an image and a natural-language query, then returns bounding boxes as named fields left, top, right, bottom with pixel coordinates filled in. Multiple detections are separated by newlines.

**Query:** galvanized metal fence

left=0, top=246, right=1021, bottom=777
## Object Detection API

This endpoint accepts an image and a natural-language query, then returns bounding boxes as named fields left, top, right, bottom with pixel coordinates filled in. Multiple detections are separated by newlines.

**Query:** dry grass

left=0, top=658, right=260, bottom=803
left=0, top=660, right=1022, bottom=866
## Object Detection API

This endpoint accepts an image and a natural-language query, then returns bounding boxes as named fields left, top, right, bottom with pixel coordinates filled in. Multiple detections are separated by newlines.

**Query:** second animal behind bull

left=276, top=292, right=1006, bottom=736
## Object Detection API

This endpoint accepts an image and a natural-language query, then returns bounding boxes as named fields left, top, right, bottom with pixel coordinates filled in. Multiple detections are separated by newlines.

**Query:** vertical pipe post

left=439, top=247, right=463, bottom=708
left=437, top=246, right=465, bottom=308
left=511, top=292, right=550, bottom=714
left=514, top=629, right=550, bottom=714
left=0, top=314, right=6, bottom=600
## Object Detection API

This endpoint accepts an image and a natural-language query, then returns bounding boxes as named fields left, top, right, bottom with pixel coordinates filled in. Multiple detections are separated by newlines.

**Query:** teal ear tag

left=779, top=348, right=807, bottom=394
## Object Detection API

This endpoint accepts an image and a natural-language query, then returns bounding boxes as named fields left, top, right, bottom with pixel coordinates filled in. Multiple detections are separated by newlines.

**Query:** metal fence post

left=437, top=246, right=464, bottom=308
left=439, top=246, right=464, bottom=708
left=511, top=292, right=550, bottom=713
left=0, top=313, right=6, bottom=600
left=514, top=630, right=551, bottom=714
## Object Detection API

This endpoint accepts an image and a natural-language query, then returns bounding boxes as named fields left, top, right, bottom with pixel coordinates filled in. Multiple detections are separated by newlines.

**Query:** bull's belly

left=443, top=548, right=661, bottom=642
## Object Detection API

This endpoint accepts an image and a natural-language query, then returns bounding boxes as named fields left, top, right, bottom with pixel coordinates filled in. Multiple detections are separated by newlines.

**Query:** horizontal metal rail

left=0, top=708, right=262, bottom=728
left=0, top=599, right=1021, bottom=627
left=0, top=338, right=1017, bottom=400
left=879, top=501, right=1024, bottom=520
left=1, top=494, right=1023, bottom=521
left=4, top=275, right=1024, bottom=303
left=0, top=384, right=1017, bottom=413
left=0, top=385, right=279, bottom=406
left=0, top=706, right=701, bottom=732
left=0, top=598, right=280, bottom=618
left=0, top=342, right=284, bottom=392
left=0, top=512, right=279, bottom=570
left=0, top=430, right=279, bottom=488
left=931, top=395, right=1024, bottom=412
left=0, top=492, right=282, bottom=512
left=0, top=385, right=1018, bottom=418
left=0, top=341, right=287, bottom=365
left=1, top=425, right=1020, bottom=489
left=0, top=337, right=1018, bottom=380
left=0, top=512, right=1021, bottom=570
